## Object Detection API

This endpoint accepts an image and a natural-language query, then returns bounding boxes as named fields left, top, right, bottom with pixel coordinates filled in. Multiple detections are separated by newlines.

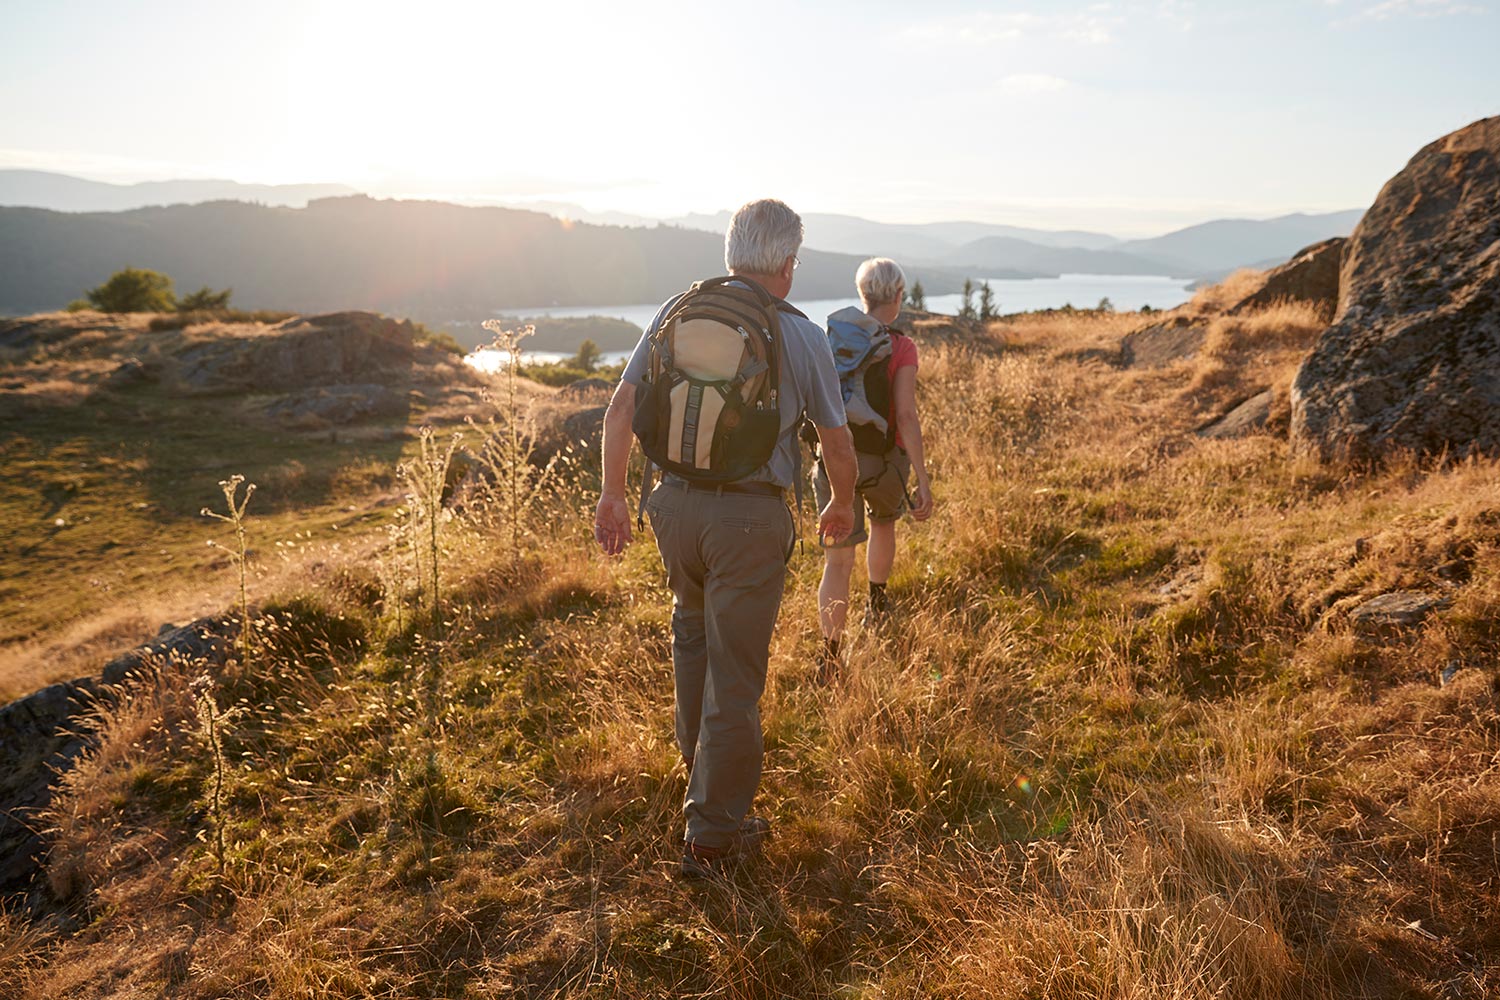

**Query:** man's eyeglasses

left=792, top=256, right=801, bottom=270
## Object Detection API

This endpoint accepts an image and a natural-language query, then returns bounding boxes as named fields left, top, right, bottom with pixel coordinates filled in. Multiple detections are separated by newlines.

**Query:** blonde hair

left=856, top=257, right=906, bottom=308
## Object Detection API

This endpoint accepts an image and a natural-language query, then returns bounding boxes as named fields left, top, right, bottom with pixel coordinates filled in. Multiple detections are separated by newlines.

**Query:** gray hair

left=724, top=199, right=803, bottom=275
left=856, top=257, right=906, bottom=308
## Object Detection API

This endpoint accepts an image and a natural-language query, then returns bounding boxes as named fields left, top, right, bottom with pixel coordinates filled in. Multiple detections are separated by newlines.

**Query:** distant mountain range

left=670, top=210, right=1125, bottom=257
left=0, top=170, right=1367, bottom=318
left=0, top=196, right=970, bottom=319
left=668, top=208, right=1364, bottom=281
left=0, top=170, right=358, bottom=213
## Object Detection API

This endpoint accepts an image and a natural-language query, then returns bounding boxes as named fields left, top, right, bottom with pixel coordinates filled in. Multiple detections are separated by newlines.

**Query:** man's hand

left=818, top=499, right=855, bottom=546
left=594, top=494, right=632, bottom=556
left=910, top=480, right=934, bottom=522
left=596, top=383, right=637, bottom=557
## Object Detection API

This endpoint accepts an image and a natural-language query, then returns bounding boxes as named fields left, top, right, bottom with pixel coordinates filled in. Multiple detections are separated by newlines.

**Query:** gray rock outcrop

left=1121, top=321, right=1205, bottom=368
left=1197, top=389, right=1273, bottom=439
left=0, top=616, right=236, bottom=895
left=1291, top=116, right=1500, bottom=461
left=176, top=312, right=421, bottom=394
left=261, top=383, right=405, bottom=427
left=1348, top=591, right=1448, bottom=638
left=557, top=377, right=612, bottom=400
left=1227, top=237, right=1345, bottom=318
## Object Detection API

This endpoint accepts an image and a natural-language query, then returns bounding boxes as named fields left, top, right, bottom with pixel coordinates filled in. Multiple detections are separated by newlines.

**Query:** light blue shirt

left=622, top=286, right=846, bottom=488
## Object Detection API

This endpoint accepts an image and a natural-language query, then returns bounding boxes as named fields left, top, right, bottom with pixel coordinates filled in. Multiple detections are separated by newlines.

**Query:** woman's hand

left=909, top=479, right=934, bottom=521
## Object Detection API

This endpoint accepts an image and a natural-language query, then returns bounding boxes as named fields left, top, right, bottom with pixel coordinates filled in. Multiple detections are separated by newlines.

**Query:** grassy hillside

left=0, top=310, right=536, bottom=705
left=3, top=298, right=1498, bottom=998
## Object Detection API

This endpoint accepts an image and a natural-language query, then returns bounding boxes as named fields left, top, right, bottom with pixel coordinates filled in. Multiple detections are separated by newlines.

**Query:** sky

left=1, top=0, right=1495, bottom=236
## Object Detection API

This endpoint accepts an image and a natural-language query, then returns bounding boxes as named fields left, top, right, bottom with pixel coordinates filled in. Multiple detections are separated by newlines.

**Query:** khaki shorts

left=812, top=447, right=911, bottom=548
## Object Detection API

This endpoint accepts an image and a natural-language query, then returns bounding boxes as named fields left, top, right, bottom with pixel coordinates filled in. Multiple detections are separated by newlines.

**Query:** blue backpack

left=826, top=306, right=895, bottom=454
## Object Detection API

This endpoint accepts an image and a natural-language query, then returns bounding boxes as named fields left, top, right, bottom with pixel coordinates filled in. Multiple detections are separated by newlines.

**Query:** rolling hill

left=1118, top=209, right=1366, bottom=275
left=0, top=196, right=969, bottom=320
left=674, top=207, right=1363, bottom=279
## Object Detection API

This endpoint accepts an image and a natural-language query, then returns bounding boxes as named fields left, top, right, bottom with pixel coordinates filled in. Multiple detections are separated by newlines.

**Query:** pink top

left=888, top=333, right=918, bottom=449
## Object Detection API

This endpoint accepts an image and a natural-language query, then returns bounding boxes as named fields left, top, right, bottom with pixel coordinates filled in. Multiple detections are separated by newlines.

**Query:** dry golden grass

left=1183, top=268, right=1266, bottom=316
left=5, top=302, right=1499, bottom=998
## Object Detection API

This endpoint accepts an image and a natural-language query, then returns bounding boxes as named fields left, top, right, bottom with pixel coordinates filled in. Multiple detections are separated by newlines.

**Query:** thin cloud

left=903, top=10, right=1121, bottom=46
left=1340, top=0, right=1486, bottom=21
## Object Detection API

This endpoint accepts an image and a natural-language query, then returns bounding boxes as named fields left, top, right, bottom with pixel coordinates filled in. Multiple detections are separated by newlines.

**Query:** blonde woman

left=813, top=257, right=934, bottom=679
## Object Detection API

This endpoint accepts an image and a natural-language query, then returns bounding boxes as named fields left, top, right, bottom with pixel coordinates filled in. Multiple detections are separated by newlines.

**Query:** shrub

left=572, top=338, right=602, bottom=371
left=411, top=323, right=466, bottom=357
left=178, top=286, right=233, bottom=311
left=84, top=267, right=177, bottom=313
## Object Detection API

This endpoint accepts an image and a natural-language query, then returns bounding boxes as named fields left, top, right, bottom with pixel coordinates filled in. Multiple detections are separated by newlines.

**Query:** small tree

left=1097, top=296, right=1114, bottom=312
left=572, top=338, right=602, bottom=372
left=959, top=279, right=976, bottom=321
left=906, top=281, right=926, bottom=311
left=85, top=267, right=177, bottom=313
left=978, top=281, right=997, bottom=322
left=179, top=286, right=233, bottom=311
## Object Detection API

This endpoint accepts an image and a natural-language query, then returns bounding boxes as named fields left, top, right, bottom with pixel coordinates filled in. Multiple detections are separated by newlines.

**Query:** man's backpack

left=826, top=306, right=895, bottom=455
left=632, top=276, right=800, bottom=484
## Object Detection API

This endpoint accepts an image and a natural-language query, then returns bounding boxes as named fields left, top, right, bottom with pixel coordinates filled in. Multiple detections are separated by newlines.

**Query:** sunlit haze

left=2, top=0, right=1495, bottom=235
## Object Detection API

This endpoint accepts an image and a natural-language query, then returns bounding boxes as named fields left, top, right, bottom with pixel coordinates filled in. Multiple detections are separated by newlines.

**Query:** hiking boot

left=865, top=583, right=891, bottom=628
left=815, top=638, right=841, bottom=685
left=679, top=816, right=771, bottom=880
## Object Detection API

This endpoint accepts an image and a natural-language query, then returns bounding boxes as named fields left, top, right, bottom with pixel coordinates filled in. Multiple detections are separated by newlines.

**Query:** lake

left=465, top=273, right=1193, bottom=373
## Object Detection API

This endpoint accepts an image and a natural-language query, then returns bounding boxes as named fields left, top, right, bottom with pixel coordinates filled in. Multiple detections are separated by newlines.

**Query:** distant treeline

left=0, top=196, right=967, bottom=319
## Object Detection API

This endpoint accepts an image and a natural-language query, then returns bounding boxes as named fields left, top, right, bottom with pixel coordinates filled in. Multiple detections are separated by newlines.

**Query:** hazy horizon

left=0, top=167, right=1369, bottom=241
left=2, top=0, right=1495, bottom=236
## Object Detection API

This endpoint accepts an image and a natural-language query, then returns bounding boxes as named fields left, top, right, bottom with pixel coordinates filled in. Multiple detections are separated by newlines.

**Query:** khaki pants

left=646, top=480, right=794, bottom=849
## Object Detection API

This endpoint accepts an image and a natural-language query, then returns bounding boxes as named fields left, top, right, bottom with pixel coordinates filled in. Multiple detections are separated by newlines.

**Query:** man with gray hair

left=594, top=198, right=856, bottom=879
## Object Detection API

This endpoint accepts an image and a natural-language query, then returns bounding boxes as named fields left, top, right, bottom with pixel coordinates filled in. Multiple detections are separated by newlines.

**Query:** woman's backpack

left=826, top=306, right=895, bottom=455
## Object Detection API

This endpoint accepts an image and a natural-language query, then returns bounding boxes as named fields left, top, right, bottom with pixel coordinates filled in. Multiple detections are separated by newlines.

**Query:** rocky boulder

left=1197, top=388, right=1274, bottom=439
left=1348, top=591, right=1449, bottom=638
left=557, top=377, right=613, bottom=400
left=1227, top=237, right=1345, bottom=318
left=892, top=310, right=1002, bottom=350
left=1121, top=320, right=1205, bottom=368
left=531, top=404, right=607, bottom=467
left=0, top=616, right=236, bottom=894
left=1291, top=116, right=1500, bottom=461
left=176, top=311, right=420, bottom=394
left=261, top=383, right=406, bottom=427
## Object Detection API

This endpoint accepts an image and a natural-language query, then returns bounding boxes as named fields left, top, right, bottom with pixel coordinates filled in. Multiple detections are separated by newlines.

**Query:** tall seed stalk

left=475, top=321, right=563, bottom=562
left=189, top=674, right=229, bottom=877
left=202, top=475, right=256, bottom=669
left=398, top=427, right=459, bottom=630
left=378, top=513, right=410, bottom=634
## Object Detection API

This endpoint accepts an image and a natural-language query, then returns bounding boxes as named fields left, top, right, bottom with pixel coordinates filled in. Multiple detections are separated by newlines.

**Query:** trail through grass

left=6, top=305, right=1499, bottom=998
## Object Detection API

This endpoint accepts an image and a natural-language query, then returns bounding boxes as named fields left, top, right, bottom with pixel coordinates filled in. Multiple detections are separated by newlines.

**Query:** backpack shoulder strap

left=637, top=292, right=685, bottom=528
